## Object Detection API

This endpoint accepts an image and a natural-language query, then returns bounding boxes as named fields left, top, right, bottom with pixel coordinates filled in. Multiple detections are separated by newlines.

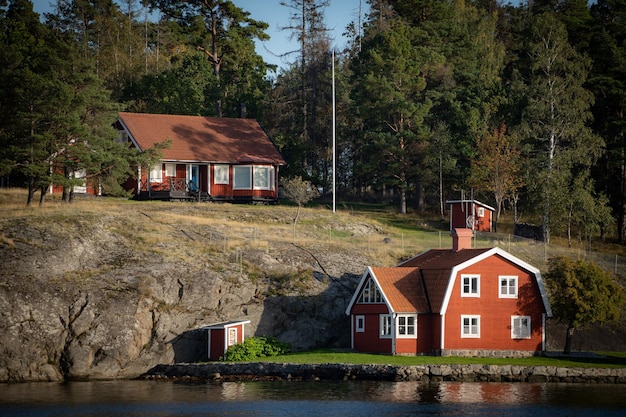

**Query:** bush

left=223, top=336, right=291, bottom=362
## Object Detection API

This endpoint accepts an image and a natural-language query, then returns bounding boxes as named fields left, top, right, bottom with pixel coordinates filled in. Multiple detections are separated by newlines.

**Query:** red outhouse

left=204, top=320, right=251, bottom=361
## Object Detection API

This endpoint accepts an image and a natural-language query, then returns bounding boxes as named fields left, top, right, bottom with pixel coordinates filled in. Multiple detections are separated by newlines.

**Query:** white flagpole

left=332, top=49, right=336, bottom=214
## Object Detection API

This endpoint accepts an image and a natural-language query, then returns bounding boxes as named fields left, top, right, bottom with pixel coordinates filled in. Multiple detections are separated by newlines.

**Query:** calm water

left=1, top=380, right=625, bottom=416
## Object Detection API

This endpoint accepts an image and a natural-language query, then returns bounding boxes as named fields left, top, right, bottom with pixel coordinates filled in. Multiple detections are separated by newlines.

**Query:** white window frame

left=461, top=274, right=480, bottom=297
left=233, top=165, right=252, bottom=190
left=228, top=327, right=238, bottom=346
left=499, top=276, right=518, bottom=298
left=396, top=314, right=417, bottom=339
left=253, top=165, right=275, bottom=190
left=214, top=165, right=229, bottom=184
left=150, top=164, right=163, bottom=182
left=357, top=279, right=383, bottom=304
left=380, top=314, right=392, bottom=338
left=461, top=315, right=480, bottom=338
left=356, top=315, right=365, bottom=333
left=165, top=163, right=176, bottom=178
left=511, top=316, right=531, bottom=339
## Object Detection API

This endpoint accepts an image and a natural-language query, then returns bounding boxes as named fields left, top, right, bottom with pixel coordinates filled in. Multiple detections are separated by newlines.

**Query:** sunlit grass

left=255, top=349, right=626, bottom=369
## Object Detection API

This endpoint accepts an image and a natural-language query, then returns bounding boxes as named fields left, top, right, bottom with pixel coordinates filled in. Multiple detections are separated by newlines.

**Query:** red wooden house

left=446, top=199, right=495, bottom=232
left=345, top=228, right=552, bottom=357
left=115, top=112, right=286, bottom=203
left=203, top=320, right=251, bottom=361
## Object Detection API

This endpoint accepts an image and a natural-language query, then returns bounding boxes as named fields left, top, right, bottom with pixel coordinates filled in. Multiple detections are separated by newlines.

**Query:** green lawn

left=254, top=349, right=626, bottom=369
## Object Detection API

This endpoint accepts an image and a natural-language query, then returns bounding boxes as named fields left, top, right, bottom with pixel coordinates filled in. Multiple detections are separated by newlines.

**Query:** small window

left=233, top=166, right=252, bottom=189
left=397, top=314, right=417, bottom=338
left=477, top=207, right=485, bottom=217
left=380, top=314, right=392, bottom=338
left=228, top=328, right=238, bottom=346
left=461, top=275, right=480, bottom=297
left=511, top=316, right=531, bottom=339
left=214, top=165, right=229, bottom=184
left=356, top=315, right=365, bottom=333
left=461, top=315, right=480, bottom=338
left=499, top=276, right=518, bottom=298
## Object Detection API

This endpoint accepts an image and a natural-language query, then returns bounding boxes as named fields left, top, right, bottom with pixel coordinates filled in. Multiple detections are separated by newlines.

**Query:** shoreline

left=140, top=362, right=626, bottom=384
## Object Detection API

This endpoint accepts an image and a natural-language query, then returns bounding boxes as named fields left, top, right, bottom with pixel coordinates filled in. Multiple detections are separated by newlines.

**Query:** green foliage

left=546, top=256, right=625, bottom=352
left=223, top=336, right=291, bottom=362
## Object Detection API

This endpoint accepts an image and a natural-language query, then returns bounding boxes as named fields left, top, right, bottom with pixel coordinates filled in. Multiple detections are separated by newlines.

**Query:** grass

left=255, top=349, right=626, bottom=369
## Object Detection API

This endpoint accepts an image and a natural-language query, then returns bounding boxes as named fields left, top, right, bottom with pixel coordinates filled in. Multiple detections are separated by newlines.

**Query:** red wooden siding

left=444, top=255, right=544, bottom=352
left=351, top=304, right=391, bottom=354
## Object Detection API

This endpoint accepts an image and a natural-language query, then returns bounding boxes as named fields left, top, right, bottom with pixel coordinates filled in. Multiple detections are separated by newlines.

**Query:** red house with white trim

left=345, top=229, right=552, bottom=357
left=115, top=112, right=286, bottom=203
left=447, top=199, right=495, bottom=232
left=204, top=320, right=251, bottom=361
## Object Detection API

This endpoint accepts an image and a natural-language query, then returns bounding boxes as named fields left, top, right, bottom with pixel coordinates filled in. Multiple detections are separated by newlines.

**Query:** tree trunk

left=564, top=325, right=575, bottom=355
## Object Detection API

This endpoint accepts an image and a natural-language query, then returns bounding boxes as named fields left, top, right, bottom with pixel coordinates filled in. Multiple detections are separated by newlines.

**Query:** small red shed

left=345, top=229, right=552, bottom=357
left=446, top=199, right=495, bottom=232
left=204, top=320, right=251, bottom=361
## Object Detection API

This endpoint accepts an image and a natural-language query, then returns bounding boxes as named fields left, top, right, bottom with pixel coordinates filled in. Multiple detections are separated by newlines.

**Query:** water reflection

left=1, top=380, right=625, bottom=417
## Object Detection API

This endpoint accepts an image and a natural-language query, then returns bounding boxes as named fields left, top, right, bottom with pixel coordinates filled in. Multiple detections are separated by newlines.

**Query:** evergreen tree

left=151, top=0, right=271, bottom=117
left=351, top=19, right=431, bottom=214
left=521, top=12, right=604, bottom=242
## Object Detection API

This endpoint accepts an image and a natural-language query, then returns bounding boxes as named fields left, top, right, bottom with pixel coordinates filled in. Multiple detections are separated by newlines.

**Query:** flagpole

left=332, top=49, right=336, bottom=214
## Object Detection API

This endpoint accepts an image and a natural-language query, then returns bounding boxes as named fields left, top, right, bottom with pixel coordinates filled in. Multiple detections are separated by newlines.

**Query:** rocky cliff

left=0, top=202, right=371, bottom=382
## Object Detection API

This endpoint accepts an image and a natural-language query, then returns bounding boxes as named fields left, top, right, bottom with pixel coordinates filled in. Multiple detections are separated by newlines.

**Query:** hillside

left=1, top=191, right=624, bottom=382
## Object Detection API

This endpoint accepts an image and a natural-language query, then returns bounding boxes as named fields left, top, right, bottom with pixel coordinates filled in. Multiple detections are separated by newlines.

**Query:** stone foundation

left=440, top=349, right=538, bottom=358
left=141, top=362, right=626, bottom=384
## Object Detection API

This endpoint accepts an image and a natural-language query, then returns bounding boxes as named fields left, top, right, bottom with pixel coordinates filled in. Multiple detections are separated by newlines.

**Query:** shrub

left=223, top=336, right=291, bottom=361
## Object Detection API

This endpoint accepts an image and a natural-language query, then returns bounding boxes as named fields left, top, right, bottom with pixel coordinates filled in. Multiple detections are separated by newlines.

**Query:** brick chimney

left=452, top=228, right=474, bottom=251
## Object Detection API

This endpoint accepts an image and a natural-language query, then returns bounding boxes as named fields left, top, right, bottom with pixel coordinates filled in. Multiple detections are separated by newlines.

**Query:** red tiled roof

left=118, top=112, right=285, bottom=165
left=371, top=267, right=430, bottom=313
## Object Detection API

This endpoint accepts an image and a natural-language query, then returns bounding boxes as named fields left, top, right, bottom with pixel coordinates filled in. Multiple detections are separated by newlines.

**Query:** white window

left=253, top=166, right=275, bottom=190
left=461, top=274, right=480, bottom=297
left=461, top=315, right=480, bottom=338
left=165, top=163, right=176, bottom=177
left=214, top=165, right=229, bottom=184
left=511, top=316, right=531, bottom=339
left=397, top=314, right=417, bottom=338
left=356, top=315, right=365, bottom=333
left=150, top=164, right=163, bottom=182
left=357, top=279, right=383, bottom=304
left=228, top=327, right=237, bottom=346
left=499, top=276, right=518, bottom=298
left=380, top=314, right=392, bottom=338
left=477, top=207, right=485, bottom=217
left=233, top=166, right=252, bottom=189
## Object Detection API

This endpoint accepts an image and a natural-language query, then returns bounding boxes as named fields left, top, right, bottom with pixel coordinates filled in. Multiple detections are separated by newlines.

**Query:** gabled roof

left=445, top=199, right=496, bottom=212
left=117, top=112, right=286, bottom=165
left=201, top=320, right=251, bottom=330
left=346, top=247, right=552, bottom=317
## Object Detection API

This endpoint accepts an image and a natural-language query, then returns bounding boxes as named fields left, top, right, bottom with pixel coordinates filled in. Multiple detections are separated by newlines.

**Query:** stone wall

left=142, top=362, right=626, bottom=384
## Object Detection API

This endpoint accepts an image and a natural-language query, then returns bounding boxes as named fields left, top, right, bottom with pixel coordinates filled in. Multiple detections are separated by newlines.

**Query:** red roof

left=118, top=112, right=285, bottom=165
left=371, top=267, right=430, bottom=313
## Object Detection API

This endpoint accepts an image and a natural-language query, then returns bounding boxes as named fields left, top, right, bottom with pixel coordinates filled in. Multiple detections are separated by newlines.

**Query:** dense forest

left=1, top=0, right=624, bottom=245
